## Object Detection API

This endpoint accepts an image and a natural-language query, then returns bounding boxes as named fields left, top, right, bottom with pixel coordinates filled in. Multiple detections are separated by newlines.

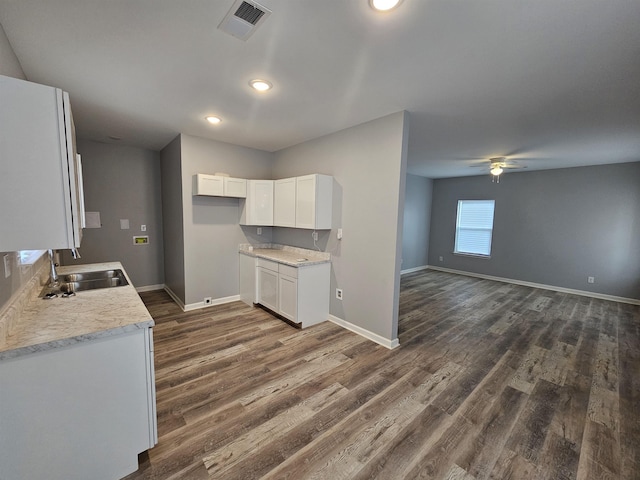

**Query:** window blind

left=454, top=200, right=495, bottom=256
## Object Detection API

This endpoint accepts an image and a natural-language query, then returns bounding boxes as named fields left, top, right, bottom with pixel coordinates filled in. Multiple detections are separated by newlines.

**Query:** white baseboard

left=427, top=266, right=640, bottom=306
left=184, top=295, right=241, bottom=312
left=401, top=265, right=429, bottom=275
left=163, top=286, right=186, bottom=311
left=136, top=284, right=165, bottom=293
left=328, top=314, right=400, bottom=350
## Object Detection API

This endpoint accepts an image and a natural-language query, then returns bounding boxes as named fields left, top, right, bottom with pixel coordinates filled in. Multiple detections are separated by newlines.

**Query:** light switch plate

left=120, top=219, right=130, bottom=230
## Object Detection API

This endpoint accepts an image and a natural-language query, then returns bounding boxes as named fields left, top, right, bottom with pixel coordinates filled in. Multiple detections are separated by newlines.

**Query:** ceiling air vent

left=218, top=0, right=272, bottom=41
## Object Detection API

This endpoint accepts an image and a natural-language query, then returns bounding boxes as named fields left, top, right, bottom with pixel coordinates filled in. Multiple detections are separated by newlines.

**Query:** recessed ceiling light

left=369, top=0, right=403, bottom=11
left=205, top=116, right=222, bottom=125
left=249, top=79, right=272, bottom=92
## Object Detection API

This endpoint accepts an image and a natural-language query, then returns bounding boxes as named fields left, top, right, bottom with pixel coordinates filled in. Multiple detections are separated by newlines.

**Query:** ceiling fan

left=470, top=156, right=527, bottom=182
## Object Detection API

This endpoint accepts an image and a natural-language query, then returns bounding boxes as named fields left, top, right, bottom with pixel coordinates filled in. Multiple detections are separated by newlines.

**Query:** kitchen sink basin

left=41, top=269, right=129, bottom=297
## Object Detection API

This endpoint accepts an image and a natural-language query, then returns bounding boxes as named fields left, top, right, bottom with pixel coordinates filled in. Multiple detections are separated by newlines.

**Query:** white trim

left=163, top=286, right=186, bottom=311
left=427, top=266, right=640, bottom=306
left=328, top=314, right=400, bottom=350
left=136, top=284, right=165, bottom=293
left=401, top=265, right=429, bottom=275
left=184, top=295, right=241, bottom=312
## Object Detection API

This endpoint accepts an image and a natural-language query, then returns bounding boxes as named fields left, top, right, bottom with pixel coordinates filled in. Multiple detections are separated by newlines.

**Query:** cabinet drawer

left=257, top=258, right=279, bottom=272
left=278, top=263, right=298, bottom=279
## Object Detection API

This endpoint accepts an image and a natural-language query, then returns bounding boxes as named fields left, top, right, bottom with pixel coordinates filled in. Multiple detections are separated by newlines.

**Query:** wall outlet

left=336, top=288, right=343, bottom=300
left=312, top=232, right=319, bottom=241
left=439, top=256, right=444, bottom=262
left=3, top=254, right=11, bottom=278
left=141, top=224, right=147, bottom=232
left=337, top=228, right=343, bottom=240
left=204, top=297, right=212, bottom=305
left=257, top=227, right=262, bottom=235
left=587, top=276, right=595, bottom=284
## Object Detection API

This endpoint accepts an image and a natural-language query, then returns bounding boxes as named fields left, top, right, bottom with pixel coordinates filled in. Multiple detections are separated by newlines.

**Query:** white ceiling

left=1, top=0, right=639, bottom=178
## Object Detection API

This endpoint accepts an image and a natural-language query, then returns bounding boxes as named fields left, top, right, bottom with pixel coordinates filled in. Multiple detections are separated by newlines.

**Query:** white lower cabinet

left=253, top=256, right=330, bottom=328
left=257, top=260, right=279, bottom=312
left=278, top=273, right=298, bottom=321
left=0, top=328, right=157, bottom=480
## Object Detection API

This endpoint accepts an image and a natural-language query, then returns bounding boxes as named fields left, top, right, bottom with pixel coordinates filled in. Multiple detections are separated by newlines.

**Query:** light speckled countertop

left=0, top=262, right=154, bottom=361
left=239, top=243, right=330, bottom=266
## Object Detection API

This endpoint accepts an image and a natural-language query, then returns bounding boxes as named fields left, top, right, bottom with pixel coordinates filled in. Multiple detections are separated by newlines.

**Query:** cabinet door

left=0, top=76, right=82, bottom=251
left=252, top=180, right=274, bottom=225
left=194, top=174, right=224, bottom=196
left=274, top=178, right=296, bottom=227
left=0, top=330, right=153, bottom=480
left=241, top=180, right=273, bottom=225
left=295, top=174, right=316, bottom=229
left=224, top=177, right=247, bottom=198
left=257, top=267, right=279, bottom=312
left=278, top=274, right=298, bottom=322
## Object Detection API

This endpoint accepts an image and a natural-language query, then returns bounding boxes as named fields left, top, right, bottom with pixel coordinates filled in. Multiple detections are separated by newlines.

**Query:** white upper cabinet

left=240, top=179, right=274, bottom=226
left=196, top=172, right=332, bottom=230
left=295, top=174, right=333, bottom=230
left=224, top=177, right=247, bottom=198
left=193, top=174, right=247, bottom=198
left=0, top=75, right=84, bottom=251
left=274, top=178, right=297, bottom=227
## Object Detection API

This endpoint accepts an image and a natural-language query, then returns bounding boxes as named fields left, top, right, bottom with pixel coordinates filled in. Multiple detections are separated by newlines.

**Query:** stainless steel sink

left=41, top=269, right=129, bottom=297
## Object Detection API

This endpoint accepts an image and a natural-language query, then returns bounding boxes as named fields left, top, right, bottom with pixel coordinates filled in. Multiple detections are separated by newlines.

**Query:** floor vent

left=218, top=0, right=272, bottom=41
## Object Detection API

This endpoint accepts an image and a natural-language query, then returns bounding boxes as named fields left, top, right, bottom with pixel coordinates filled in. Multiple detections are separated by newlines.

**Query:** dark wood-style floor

left=125, top=270, right=640, bottom=479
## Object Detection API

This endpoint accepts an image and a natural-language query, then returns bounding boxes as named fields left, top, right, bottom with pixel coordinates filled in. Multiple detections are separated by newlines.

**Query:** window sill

left=453, top=252, right=491, bottom=260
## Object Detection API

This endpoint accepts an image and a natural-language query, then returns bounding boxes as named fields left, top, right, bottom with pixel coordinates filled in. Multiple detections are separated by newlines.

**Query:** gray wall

left=402, top=174, right=433, bottom=271
left=0, top=22, right=24, bottom=80
left=0, top=19, right=31, bottom=312
left=177, top=134, right=274, bottom=306
left=160, top=136, right=186, bottom=301
left=428, top=162, right=640, bottom=300
left=61, top=140, right=165, bottom=288
left=272, top=111, right=409, bottom=342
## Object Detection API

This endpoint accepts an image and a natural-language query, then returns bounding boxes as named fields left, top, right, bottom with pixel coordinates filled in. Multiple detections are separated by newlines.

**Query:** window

left=454, top=200, right=495, bottom=257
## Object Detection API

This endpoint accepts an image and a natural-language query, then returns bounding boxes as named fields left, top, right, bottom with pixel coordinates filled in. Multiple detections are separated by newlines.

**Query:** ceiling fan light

left=490, top=166, right=504, bottom=176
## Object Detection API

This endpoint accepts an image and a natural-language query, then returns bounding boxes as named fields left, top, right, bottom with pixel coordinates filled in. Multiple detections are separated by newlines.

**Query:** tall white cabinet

left=0, top=75, right=84, bottom=251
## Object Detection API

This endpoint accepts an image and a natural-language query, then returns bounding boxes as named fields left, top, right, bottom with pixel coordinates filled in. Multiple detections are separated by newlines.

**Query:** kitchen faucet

left=48, top=248, right=81, bottom=286
left=48, top=249, right=58, bottom=286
